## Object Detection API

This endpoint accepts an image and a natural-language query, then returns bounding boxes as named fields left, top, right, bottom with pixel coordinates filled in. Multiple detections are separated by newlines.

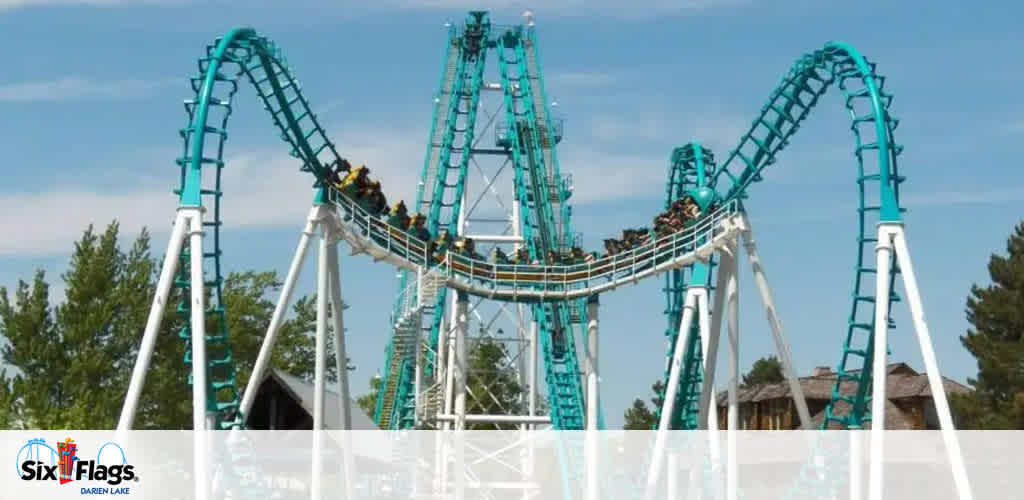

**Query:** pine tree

left=0, top=270, right=56, bottom=428
left=950, top=222, right=1024, bottom=429
left=0, top=369, right=17, bottom=427
left=623, top=399, right=657, bottom=430
left=465, top=336, right=523, bottom=430
left=0, top=220, right=332, bottom=429
left=56, top=223, right=128, bottom=427
left=623, top=380, right=664, bottom=430
left=742, top=355, right=785, bottom=388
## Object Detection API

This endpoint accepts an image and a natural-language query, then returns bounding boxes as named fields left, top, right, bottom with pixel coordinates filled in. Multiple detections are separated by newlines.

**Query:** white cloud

left=0, top=126, right=427, bottom=257
left=0, top=77, right=178, bottom=102
left=0, top=109, right=755, bottom=257
left=557, top=147, right=667, bottom=205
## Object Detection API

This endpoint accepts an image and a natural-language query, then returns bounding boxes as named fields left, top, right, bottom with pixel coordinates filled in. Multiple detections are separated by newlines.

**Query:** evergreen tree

left=0, top=221, right=336, bottom=429
left=950, top=222, right=1024, bottom=429
left=623, top=399, right=657, bottom=430
left=466, top=336, right=523, bottom=430
left=742, top=355, right=785, bottom=388
left=623, top=380, right=664, bottom=430
left=0, top=369, right=17, bottom=427
left=0, top=270, right=56, bottom=428
left=56, top=223, right=129, bottom=427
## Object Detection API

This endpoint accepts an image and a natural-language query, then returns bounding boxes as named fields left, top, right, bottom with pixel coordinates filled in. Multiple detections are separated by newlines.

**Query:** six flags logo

left=17, top=437, right=137, bottom=487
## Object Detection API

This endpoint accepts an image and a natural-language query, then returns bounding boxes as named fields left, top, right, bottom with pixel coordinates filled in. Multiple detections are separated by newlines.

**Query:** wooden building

left=714, top=362, right=970, bottom=430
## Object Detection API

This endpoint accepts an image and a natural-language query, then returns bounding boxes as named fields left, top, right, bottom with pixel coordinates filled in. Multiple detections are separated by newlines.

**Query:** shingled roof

left=715, top=362, right=970, bottom=407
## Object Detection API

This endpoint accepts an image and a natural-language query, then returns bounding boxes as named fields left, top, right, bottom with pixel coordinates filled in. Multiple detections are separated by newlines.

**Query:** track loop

left=708, top=43, right=905, bottom=429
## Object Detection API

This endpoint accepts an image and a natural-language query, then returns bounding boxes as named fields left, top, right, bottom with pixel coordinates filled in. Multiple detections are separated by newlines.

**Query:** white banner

left=1, top=430, right=1020, bottom=499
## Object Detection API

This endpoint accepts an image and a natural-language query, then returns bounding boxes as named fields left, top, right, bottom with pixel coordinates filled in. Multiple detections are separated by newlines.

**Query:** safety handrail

left=326, top=187, right=740, bottom=295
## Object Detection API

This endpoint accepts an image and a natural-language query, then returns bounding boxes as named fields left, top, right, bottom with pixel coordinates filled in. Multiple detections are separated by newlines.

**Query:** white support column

left=326, top=235, right=356, bottom=500
left=118, top=210, right=188, bottom=430
left=644, top=287, right=701, bottom=500
left=697, top=289, right=724, bottom=500
left=585, top=427, right=599, bottom=500
left=414, top=332, right=424, bottom=426
left=314, top=224, right=330, bottom=430
left=327, top=238, right=352, bottom=430
left=586, top=297, right=600, bottom=430
left=331, top=256, right=356, bottom=432
left=240, top=206, right=321, bottom=418
left=435, top=288, right=450, bottom=425
left=667, top=452, right=679, bottom=500
left=443, top=291, right=458, bottom=430
left=868, top=226, right=894, bottom=500
left=890, top=225, right=973, bottom=500
left=311, top=223, right=330, bottom=500
left=724, top=246, right=739, bottom=500
left=455, top=432, right=466, bottom=500
left=686, top=456, right=703, bottom=500
left=739, top=223, right=813, bottom=429
left=698, top=263, right=727, bottom=431
left=850, top=430, right=862, bottom=500
left=454, top=293, right=469, bottom=431
left=528, top=321, right=538, bottom=426
left=186, top=209, right=210, bottom=500
left=585, top=297, right=600, bottom=500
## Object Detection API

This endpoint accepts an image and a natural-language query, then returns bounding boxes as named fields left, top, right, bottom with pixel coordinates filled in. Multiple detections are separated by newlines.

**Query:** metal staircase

left=378, top=267, right=448, bottom=429
left=375, top=13, right=490, bottom=429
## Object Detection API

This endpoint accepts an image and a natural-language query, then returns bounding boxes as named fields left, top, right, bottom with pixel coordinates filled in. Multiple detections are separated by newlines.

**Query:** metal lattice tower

left=373, top=11, right=590, bottom=432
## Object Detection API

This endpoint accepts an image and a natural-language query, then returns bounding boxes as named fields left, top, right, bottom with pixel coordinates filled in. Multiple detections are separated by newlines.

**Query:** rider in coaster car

left=653, top=214, right=668, bottom=237
left=406, top=214, right=424, bottom=235
left=545, top=249, right=558, bottom=265
left=453, top=238, right=468, bottom=258
left=355, top=180, right=380, bottom=213
left=460, top=238, right=482, bottom=260
left=634, top=227, right=651, bottom=245
left=620, top=230, right=636, bottom=250
left=512, top=248, right=530, bottom=265
left=569, top=247, right=585, bottom=264
left=329, top=158, right=352, bottom=187
left=340, top=166, right=369, bottom=198
left=409, top=215, right=432, bottom=242
left=603, top=238, right=620, bottom=257
left=432, top=230, right=453, bottom=262
left=490, top=247, right=510, bottom=265
left=371, top=187, right=388, bottom=216
left=387, top=201, right=410, bottom=229
left=551, top=327, right=565, bottom=349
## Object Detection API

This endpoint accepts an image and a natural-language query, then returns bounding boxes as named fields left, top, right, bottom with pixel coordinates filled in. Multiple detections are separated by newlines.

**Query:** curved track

left=175, top=27, right=343, bottom=429
left=656, top=143, right=719, bottom=430
left=175, top=20, right=905, bottom=436
left=705, top=43, right=905, bottom=429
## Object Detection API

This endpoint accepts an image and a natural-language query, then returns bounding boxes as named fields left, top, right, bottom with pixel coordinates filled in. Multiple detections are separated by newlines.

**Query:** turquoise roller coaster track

left=175, top=27, right=344, bottom=430
left=703, top=42, right=905, bottom=429
left=373, top=12, right=589, bottom=430
left=656, top=143, right=718, bottom=430
left=174, top=18, right=905, bottom=439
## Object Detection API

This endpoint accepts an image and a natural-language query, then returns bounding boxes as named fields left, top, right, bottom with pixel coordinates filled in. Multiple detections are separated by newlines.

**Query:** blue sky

left=0, top=0, right=1022, bottom=429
